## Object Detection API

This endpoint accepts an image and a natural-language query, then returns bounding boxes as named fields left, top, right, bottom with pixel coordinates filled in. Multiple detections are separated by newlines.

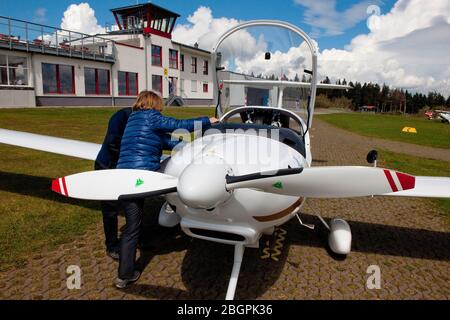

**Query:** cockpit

left=221, top=106, right=304, bottom=134
left=208, top=106, right=307, bottom=157
left=210, top=22, right=319, bottom=160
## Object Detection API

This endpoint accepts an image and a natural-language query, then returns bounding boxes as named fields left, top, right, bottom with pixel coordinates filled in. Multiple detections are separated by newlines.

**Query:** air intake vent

left=189, top=228, right=246, bottom=242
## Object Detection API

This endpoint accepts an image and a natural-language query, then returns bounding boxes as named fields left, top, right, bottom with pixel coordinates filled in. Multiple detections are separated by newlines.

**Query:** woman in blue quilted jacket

left=114, top=90, right=217, bottom=288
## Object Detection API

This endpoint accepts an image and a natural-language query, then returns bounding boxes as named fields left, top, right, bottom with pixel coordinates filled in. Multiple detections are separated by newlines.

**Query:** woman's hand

left=209, top=117, right=219, bottom=124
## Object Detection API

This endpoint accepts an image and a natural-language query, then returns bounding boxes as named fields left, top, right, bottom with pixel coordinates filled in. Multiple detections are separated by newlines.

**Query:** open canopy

left=212, top=21, right=319, bottom=129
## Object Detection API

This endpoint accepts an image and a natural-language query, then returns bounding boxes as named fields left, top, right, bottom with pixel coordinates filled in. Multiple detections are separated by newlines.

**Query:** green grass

left=378, top=149, right=450, bottom=219
left=0, top=107, right=214, bottom=271
left=317, top=113, right=450, bottom=149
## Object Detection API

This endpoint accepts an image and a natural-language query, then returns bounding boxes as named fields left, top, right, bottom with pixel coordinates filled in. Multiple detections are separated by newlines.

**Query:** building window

left=118, top=71, right=138, bottom=96
left=203, top=60, right=209, bottom=75
left=85, top=68, right=110, bottom=95
left=0, top=54, right=28, bottom=86
left=203, top=82, right=209, bottom=93
left=191, top=80, right=197, bottom=92
left=191, top=57, right=197, bottom=73
left=42, top=63, right=74, bottom=94
left=169, top=49, right=178, bottom=69
left=152, top=45, right=162, bottom=67
left=180, top=54, right=184, bottom=72
left=152, top=75, right=163, bottom=95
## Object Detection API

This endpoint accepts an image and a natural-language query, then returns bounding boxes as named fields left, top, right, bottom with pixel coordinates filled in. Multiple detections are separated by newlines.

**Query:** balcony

left=0, top=16, right=115, bottom=63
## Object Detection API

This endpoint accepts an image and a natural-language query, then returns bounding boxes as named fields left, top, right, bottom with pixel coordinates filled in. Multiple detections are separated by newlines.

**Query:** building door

left=169, top=77, right=177, bottom=96
left=247, top=87, right=270, bottom=106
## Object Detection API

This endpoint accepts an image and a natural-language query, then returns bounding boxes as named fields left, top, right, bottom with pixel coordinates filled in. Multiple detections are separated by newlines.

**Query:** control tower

left=111, top=3, right=180, bottom=39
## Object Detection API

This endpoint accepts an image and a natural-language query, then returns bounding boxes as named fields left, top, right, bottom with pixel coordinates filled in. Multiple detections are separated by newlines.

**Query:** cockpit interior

left=209, top=107, right=306, bottom=157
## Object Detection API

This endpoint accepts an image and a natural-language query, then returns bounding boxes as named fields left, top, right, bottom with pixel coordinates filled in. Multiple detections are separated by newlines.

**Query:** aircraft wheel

left=327, top=219, right=352, bottom=260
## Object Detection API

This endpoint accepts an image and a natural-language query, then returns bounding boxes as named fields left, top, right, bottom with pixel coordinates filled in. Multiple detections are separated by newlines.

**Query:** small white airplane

left=1, top=21, right=450, bottom=300
left=436, top=110, right=450, bottom=124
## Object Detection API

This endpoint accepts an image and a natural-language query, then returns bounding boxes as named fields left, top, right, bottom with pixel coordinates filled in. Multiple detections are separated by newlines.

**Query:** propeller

left=51, top=166, right=415, bottom=203
left=225, top=166, right=415, bottom=198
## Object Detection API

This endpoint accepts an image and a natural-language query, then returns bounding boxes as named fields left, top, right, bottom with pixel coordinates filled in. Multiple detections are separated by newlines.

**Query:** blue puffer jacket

left=117, top=109, right=211, bottom=171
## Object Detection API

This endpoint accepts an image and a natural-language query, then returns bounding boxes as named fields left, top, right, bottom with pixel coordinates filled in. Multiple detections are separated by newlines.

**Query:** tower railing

left=0, top=16, right=115, bottom=62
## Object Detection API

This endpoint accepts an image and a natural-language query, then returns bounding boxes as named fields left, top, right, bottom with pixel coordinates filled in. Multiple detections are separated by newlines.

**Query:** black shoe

left=115, top=271, right=141, bottom=289
left=107, top=250, right=120, bottom=261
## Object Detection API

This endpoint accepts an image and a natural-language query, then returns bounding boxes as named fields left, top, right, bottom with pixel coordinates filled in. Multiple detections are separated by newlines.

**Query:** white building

left=0, top=3, right=214, bottom=107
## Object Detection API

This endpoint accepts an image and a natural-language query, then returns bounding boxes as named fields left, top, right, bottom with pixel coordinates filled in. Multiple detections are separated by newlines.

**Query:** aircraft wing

left=0, top=128, right=101, bottom=161
left=0, top=128, right=170, bottom=162
left=382, top=176, right=450, bottom=198
left=222, top=80, right=352, bottom=90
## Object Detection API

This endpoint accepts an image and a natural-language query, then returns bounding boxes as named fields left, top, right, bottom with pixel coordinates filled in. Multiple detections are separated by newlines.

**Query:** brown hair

left=133, top=90, right=164, bottom=112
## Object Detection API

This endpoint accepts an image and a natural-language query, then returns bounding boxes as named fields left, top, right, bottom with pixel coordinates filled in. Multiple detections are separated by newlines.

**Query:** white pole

left=278, top=86, right=284, bottom=108
left=225, top=244, right=245, bottom=300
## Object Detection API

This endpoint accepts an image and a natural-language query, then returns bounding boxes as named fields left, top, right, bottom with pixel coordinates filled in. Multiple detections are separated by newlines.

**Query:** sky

left=0, top=0, right=449, bottom=95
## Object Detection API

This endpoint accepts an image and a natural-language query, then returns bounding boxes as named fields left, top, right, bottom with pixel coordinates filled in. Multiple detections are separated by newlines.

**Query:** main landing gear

left=297, top=202, right=352, bottom=258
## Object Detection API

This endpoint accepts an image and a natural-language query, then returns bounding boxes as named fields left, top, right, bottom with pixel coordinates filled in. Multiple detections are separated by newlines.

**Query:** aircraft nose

left=178, top=157, right=232, bottom=209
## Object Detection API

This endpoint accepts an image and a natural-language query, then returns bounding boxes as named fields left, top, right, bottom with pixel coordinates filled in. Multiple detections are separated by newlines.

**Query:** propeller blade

left=226, top=167, right=415, bottom=198
left=51, top=170, right=178, bottom=201
left=382, top=176, right=450, bottom=198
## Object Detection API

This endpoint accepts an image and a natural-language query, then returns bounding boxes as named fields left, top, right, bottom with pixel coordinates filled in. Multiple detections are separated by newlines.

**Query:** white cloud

left=60, top=3, right=104, bottom=34
left=172, top=6, right=308, bottom=78
left=40, top=3, right=105, bottom=44
left=174, top=2, right=450, bottom=95
left=235, top=43, right=313, bottom=80
left=32, top=8, right=47, bottom=24
left=173, top=6, right=246, bottom=53
left=173, top=7, right=238, bottom=49
left=294, top=0, right=380, bottom=36
left=319, top=0, right=450, bottom=95
left=173, top=6, right=270, bottom=67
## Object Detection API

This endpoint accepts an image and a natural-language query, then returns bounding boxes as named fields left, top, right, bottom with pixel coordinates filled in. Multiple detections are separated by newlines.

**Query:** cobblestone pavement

left=0, top=120, right=449, bottom=300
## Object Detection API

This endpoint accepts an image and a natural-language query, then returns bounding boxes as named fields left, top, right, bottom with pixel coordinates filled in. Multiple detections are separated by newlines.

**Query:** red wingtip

left=51, top=178, right=62, bottom=194
left=396, top=172, right=416, bottom=191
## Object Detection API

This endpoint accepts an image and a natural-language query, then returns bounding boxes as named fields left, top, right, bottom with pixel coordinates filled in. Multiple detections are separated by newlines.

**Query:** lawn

left=0, top=107, right=214, bottom=271
left=317, top=113, right=450, bottom=149
left=378, top=149, right=450, bottom=219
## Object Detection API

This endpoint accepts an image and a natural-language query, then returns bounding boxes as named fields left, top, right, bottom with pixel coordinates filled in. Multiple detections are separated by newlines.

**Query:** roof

left=172, top=41, right=211, bottom=54
left=110, top=3, right=180, bottom=17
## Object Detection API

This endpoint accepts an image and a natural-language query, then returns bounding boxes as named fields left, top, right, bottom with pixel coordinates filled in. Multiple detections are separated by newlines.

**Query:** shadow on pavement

left=1, top=171, right=449, bottom=299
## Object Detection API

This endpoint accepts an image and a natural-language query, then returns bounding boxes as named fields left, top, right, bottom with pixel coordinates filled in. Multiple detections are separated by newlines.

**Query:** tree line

left=251, top=72, right=450, bottom=113
left=319, top=76, right=450, bottom=113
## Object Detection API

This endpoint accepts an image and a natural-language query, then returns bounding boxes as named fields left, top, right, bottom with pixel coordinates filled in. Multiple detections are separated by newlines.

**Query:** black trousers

left=95, top=161, right=121, bottom=253
left=118, top=198, right=144, bottom=280
left=101, top=201, right=120, bottom=253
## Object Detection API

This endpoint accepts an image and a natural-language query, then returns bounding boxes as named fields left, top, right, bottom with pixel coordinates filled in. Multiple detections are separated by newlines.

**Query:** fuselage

left=438, top=112, right=450, bottom=123
left=163, top=130, right=310, bottom=247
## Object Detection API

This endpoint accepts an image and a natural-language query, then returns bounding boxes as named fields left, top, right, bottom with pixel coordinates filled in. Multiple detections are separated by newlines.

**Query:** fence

left=0, top=16, right=115, bottom=63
